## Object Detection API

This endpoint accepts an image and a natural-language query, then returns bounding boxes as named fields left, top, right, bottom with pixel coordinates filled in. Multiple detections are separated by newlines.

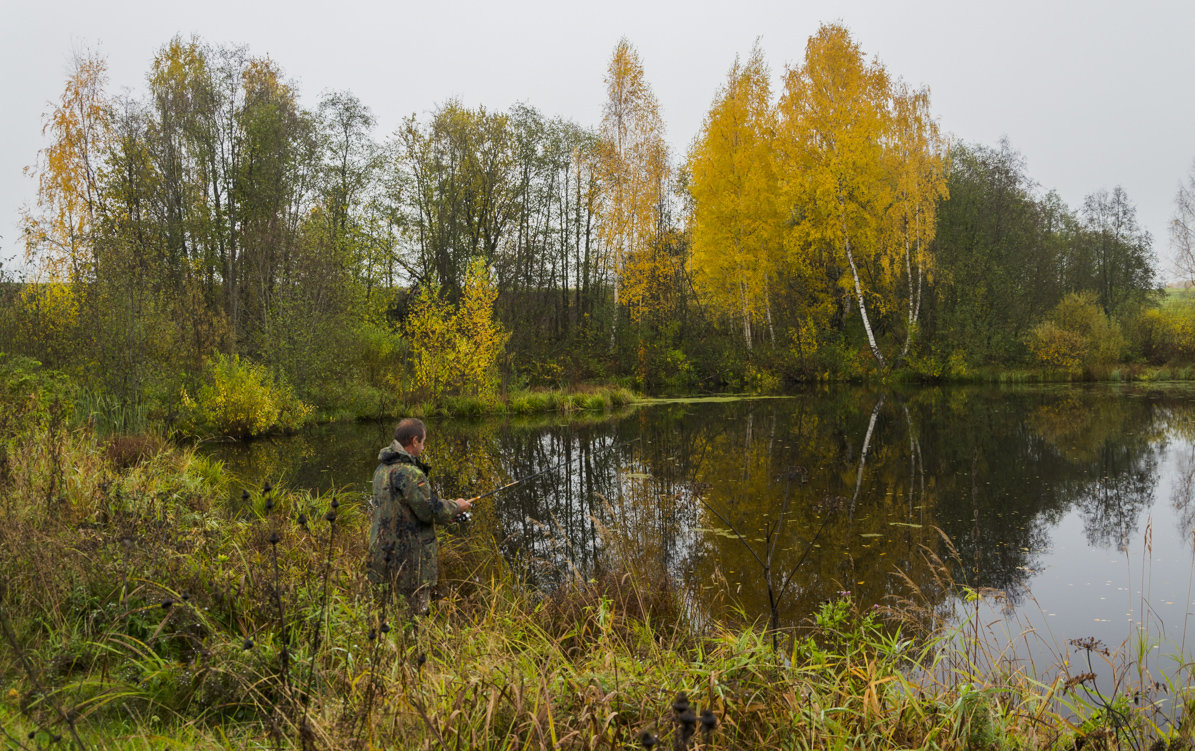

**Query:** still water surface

left=203, top=385, right=1195, bottom=672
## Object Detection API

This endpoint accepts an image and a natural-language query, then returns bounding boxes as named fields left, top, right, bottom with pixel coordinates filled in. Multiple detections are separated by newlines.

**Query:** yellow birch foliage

left=454, top=259, right=508, bottom=397
left=776, top=24, right=948, bottom=368
left=406, top=260, right=508, bottom=400
left=778, top=24, right=894, bottom=366
left=596, top=39, right=670, bottom=320
left=779, top=25, right=892, bottom=266
left=406, top=285, right=455, bottom=400
left=688, top=46, right=783, bottom=349
left=22, top=51, right=112, bottom=283
left=886, top=83, right=948, bottom=357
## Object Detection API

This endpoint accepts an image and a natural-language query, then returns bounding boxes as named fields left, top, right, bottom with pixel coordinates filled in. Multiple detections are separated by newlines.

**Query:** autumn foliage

left=0, top=24, right=1169, bottom=424
left=405, top=260, right=508, bottom=401
left=688, top=27, right=948, bottom=371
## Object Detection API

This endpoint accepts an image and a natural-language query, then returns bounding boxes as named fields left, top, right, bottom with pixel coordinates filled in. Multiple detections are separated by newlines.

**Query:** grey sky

left=3, top=0, right=1193, bottom=279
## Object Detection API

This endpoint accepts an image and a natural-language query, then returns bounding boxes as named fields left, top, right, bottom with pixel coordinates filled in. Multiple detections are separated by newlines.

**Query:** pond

left=202, top=384, right=1195, bottom=682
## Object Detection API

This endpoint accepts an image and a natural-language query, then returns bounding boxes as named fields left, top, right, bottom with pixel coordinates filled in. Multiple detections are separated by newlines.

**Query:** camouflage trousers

left=374, top=575, right=432, bottom=618
left=400, top=584, right=430, bottom=617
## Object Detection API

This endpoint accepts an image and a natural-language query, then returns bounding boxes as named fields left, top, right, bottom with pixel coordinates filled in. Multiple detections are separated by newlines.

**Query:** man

left=368, top=418, right=472, bottom=615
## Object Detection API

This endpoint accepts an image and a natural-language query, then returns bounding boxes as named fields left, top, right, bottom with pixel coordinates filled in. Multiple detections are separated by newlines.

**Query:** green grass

left=504, top=386, right=636, bottom=415
left=1161, top=285, right=1195, bottom=309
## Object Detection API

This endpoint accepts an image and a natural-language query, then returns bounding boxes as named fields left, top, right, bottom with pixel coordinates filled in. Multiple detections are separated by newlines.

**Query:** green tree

left=397, top=102, right=518, bottom=302
left=1076, top=186, right=1156, bottom=315
left=928, top=140, right=1065, bottom=362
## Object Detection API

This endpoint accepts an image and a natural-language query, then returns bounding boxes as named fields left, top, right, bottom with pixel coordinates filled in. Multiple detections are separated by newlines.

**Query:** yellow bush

left=178, top=354, right=311, bottom=438
left=405, top=260, right=508, bottom=401
left=1028, top=292, right=1124, bottom=368
left=1027, top=321, right=1088, bottom=368
left=1130, top=305, right=1195, bottom=363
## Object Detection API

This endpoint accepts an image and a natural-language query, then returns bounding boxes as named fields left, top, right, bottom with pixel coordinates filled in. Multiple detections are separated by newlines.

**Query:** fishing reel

left=453, top=510, right=472, bottom=525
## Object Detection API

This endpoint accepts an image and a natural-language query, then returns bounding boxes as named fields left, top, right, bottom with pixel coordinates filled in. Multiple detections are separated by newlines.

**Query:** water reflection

left=203, top=386, right=1195, bottom=642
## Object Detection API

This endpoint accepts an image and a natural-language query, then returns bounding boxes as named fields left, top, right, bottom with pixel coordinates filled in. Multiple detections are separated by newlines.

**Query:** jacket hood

left=378, top=441, right=431, bottom=476
left=378, top=440, right=413, bottom=465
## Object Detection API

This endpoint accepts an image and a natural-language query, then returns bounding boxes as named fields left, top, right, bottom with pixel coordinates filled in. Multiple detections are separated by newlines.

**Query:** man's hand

left=451, top=497, right=474, bottom=525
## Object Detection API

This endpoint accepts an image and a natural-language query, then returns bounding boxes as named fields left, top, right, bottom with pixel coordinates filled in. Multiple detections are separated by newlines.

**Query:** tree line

left=0, top=24, right=1178, bottom=430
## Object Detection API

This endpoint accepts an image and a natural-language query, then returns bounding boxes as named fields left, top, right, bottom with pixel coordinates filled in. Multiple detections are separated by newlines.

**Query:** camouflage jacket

left=367, top=441, right=462, bottom=594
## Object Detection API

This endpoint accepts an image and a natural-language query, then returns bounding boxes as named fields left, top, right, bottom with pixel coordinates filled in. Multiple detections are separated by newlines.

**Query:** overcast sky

left=3, top=0, right=1194, bottom=279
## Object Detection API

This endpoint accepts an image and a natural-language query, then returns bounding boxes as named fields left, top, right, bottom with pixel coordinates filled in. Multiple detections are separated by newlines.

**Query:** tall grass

left=505, top=386, right=637, bottom=415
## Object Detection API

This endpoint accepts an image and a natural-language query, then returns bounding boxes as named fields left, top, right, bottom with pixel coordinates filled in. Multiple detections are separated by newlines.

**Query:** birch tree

left=688, top=46, right=782, bottom=351
left=596, top=39, right=669, bottom=339
left=1171, top=159, right=1195, bottom=285
left=887, top=83, right=948, bottom=363
left=22, top=51, right=112, bottom=283
left=779, top=24, right=894, bottom=368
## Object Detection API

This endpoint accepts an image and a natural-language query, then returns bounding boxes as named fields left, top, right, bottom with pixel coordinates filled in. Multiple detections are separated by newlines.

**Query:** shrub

left=177, top=354, right=311, bottom=438
left=1127, top=305, right=1195, bottom=364
left=0, top=355, right=74, bottom=488
left=405, top=260, right=508, bottom=403
left=1027, top=320, right=1089, bottom=368
left=354, top=321, right=407, bottom=393
left=1028, top=292, right=1125, bottom=369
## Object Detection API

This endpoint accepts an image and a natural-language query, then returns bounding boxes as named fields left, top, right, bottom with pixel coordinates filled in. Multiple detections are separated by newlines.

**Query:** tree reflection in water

left=205, top=386, right=1195, bottom=641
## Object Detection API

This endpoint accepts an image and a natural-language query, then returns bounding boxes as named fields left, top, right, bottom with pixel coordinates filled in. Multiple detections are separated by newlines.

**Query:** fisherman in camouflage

left=368, top=418, right=472, bottom=615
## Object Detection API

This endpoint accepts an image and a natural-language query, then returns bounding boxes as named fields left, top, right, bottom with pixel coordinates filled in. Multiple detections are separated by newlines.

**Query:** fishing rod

left=453, top=437, right=638, bottom=523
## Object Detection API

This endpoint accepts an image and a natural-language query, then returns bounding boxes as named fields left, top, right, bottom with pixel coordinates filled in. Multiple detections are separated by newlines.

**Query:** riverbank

left=901, top=362, right=1195, bottom=386
left=15, top=347, right=1195, bottom=444
left=2, top=417, right=1192, bottom=749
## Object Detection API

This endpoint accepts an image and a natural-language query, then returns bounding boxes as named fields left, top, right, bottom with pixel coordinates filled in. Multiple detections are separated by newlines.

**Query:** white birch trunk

left=739, top=276, right=753, bottom=351
left=764, top=275, right=776, bottom=345
left=839, top=193, right=886, bottom=368
left=844, top=234, right=886, bottom=369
